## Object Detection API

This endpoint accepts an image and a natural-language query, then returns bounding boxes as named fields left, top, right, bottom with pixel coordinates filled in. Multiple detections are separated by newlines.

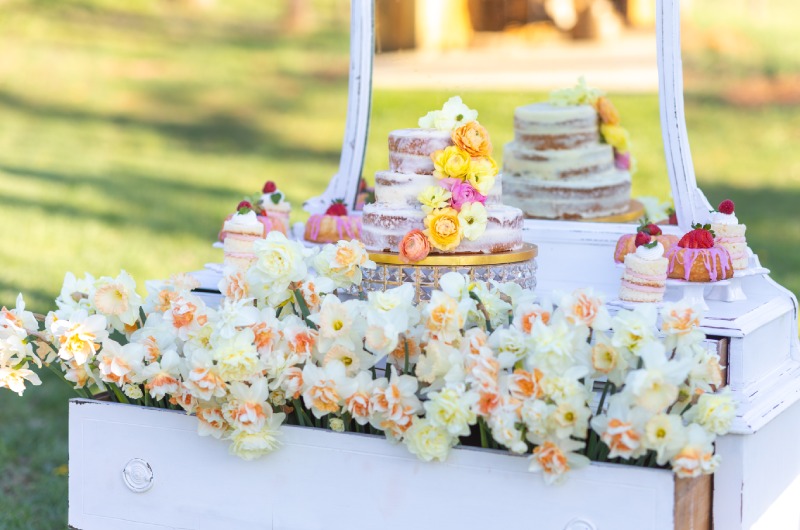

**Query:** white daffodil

left=247, top=231, right=315, bottom=306
left=367, top=283, right=419, bottom=332
left=528, top=318, right=590, bottom=375
left=643, top=413, right=687, bottom=465
left=528, top=438, right=589, bottom=485
left=344, top=371, right=374, bottom=426
left=625, top=342, right=691, bottom=413
left=489, top=410, right=528, bottom=454
left=403, top=415, right=457, bottom=462
left=364, top=323, right=400, bottom=359
left=549, top=397, right=591, bottom=440
left=590, top=394, right=649, bottom=460
left=51, top=310, right=109, bottom=366
left=491, top=280, right=537, bottom=311
left=322, top=341, right=377, bottom=377
left=670, top=423, right=720, bottom=478
left=97, top=340, right=145, bottom=386
left=92, top=270, right=143, bottom=333
left=686, top=348, right=725, bottom=394
left=310, top=295, right=364, bottom=354
left=196, top=404, right=229, bottom=439
left=161, top=292, right=209, bottom=342
left=279, top=316, right=318, bottom=362
left=130, top=315, right=179, bottom=363
left=184, top=349, right=227, bottom=401
left=139, top=348, right=183, bottom=400
left=313, top=239, right=375, bottom=290
left=590, top=333, right=628, bottom=386
left=415, top=338, right=464, bottom=387
left=660, top=301, right=706, bottom=354
left=422, top=290, right=465, bottom=344
left=54, top=272, right=96, bottom=319
left=521, top=399, right=555, bottom=445
left=0, top=294, right=39, bottom=340
left=512, top=301, right=553, bottom=335
left=228, top=413, right=285, bottom=460
left=471, top=281, right=512, bottom=330
left=685, top=389, right=736, bottom=435
left=611, top=305, right=659, bottom=355
left=223, top=378, right=272, bottom=433
left=209, top=297, right=260, bottom=342
left=212, top=328, right=261, bottom=383
left=557, top=288, right=611, bottom=331
left=302, top=360, right=357, bottom=419
left=0, top=363, right=41, bottom=396
left=489, top=326, right=530, bottom=369
left=370, top=366, right=423, bottom=438
left=424, top=386, right=478, bottom=437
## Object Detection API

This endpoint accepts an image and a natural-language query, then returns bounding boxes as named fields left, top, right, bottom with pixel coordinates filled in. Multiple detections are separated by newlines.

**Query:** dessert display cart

left=67, top=1, right=800, bottom=529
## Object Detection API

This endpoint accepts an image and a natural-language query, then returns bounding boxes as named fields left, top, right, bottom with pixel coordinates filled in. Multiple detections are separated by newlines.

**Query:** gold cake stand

left=361, top=244, right=538, bottom=302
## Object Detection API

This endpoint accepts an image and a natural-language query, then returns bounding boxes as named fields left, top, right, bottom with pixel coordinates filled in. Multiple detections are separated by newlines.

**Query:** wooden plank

left=674, top=474, right=713, bottom=530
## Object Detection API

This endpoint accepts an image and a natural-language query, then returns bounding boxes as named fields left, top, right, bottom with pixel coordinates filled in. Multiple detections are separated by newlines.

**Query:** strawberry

left=678, top=223, right=715, bottom=249
left=262, top=181, right=277, bottom=193
left=237, top=200, right=253, bottom=212
left=325, top=199, right=348, bottom=217
left=718, top=199, right=735, bottom=215
left=645, top=223, right=662, bottom=236
left=635, top=231, right=652, bottom=247
left=668, top=212, right=678, bottom=225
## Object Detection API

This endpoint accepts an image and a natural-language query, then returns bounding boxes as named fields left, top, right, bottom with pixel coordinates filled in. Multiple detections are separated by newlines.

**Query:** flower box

left=68, top=399, right=710, bottom=530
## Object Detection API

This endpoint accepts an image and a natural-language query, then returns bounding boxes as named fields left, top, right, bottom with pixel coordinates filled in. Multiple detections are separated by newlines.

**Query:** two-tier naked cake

left=504, top=79, right=633, bottom=219
left=362, top=98, right=524, bottom=257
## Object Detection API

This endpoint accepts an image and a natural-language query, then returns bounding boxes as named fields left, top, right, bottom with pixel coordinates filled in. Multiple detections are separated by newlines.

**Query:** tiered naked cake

left=504, top=80, right=634, bottom=219
left=362, top=100, right=524, bottom=256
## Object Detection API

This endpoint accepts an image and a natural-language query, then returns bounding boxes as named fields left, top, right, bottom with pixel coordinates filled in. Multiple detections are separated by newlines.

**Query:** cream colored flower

left=196, top=405, right=229, bottom=439
left=313, top=240, right=374, bottom=289
left=344, top=371, right=374, bottom=426
left=489, top=411, right=528, bottom=454
left=212, top=328, right=261, bottom=382
left=223, top=378, right=272, bottom=433
left=0, top=364, right=41, bottom=396
left=370, top=367, right=422, bottom=438
left=611, top=305, right=658, bottom=355
left=590, top=396, right=647, bottom=460
left=97, top=340, right=145, bottom=386
left=424, top=386, right=477, bottom=437
left=423, top=291, right=464, bottom=343
left=457, top=201, right=488, bottom=241
left=301, top=361, right=357, bottom=419
left=521, top=399, right=554, bottom=444
left=228, top=413, right=285, bottom=460
left=418, top=185, right=453, bottom=214
left=418, top=96, right=478, bottom=131
left=643, top=413, right=687, bottom=465
left=92, top=270, right=142, bottom=332
left=670, top=424, right=720, bottom=478
left=528, top=438, right=589, bottom=485
left=685, top=389, right=736, bottom=435
left=415, top=339, right=463, bottom=386
left=590, top=333, right=628, bottom=386
left=625, top=342, right=691, bottom=413
left=466, top=157, right=498, bottom=196
left=558, top=288, right=610, bottom=330
left=122, top=383, right=143, bottom=400
left=51, top=310, right=109, bottom=366
left=403, top=416, right=457, bottom=462
left=247, top=231, right=314, bottom=306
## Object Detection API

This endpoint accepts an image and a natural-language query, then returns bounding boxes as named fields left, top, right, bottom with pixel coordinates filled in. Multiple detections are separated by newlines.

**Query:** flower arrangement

left=0, top=234, right=732, bottom=484
left=550, top=77, right=636, bottom=173
left=399, top=97, right=499, bottom=262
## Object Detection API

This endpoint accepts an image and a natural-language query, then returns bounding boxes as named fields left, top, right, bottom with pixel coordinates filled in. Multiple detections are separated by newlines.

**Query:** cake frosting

left=305, top=212, right=361, bottom=243
left=258, top=182, right=291, bottom=235
left=361, top=97, right=524, bottom=256
left=504, top=80, right=633, bottom=219
left=665, top=224, right=733, bottom=282
left=619, top=242, right=668, bottom=303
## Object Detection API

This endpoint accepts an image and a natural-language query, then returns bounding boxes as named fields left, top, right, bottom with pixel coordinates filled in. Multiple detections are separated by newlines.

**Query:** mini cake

left=304, top=199, right=361, bottom=243
left=257, top=181, right=291, bottom=236
left=710, top=199, right=749, bottom=270
left=361, top=97, right=524, bottom=256
left=665, top=224, right=733, bottom=282
left=504, top=79, right=634, bottom=219
left=614, top=220, right=679, bottom=263
left=222, top=202, right=270, bottom=270
left=619, top=232, right=668, bottom=303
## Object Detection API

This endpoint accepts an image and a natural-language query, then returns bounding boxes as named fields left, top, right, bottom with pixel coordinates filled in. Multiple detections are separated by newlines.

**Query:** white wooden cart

left=68, top=1, right=800, bottom=528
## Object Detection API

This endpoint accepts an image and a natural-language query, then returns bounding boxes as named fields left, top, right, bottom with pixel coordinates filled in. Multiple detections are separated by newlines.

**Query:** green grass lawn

left=0, top=1, right=799, bottom=528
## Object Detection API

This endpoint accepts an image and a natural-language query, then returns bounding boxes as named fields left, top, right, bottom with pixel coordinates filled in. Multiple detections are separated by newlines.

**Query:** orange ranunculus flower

left=452, top=121, right=493, bottom=157
left=595, top=96, right=620, bottom=125
left=399, top=229, right=431, bottom=263
left=423, top=208, right=462, bottom=252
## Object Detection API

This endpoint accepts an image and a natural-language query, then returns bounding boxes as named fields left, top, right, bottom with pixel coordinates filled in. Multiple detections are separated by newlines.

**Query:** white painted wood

left=303, top=0, right=373, bottom=215
left=69, top=399, right=677, bottom=530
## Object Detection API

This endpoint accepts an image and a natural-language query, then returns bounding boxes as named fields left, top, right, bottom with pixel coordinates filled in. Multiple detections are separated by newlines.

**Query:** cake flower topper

left=401, top=97, right=499, bottom=258
left=550, top=77, right=635, bottom=173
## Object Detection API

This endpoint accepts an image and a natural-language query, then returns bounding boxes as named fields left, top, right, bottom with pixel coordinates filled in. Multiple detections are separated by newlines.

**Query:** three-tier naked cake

left=361, top=98, right=524, bottom=257
left=504, top=79, right=634, bottom=219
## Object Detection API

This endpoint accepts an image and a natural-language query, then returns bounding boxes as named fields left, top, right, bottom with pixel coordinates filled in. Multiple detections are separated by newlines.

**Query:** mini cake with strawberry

left=710, top=199, right=749, bottom=270
left=304, top=199, right=361, bottom=243
left=665, top=223, right=733, bottom=282
left=614, top=220, right=678, bottom=263
left=619, top=232, right=669, bottom=303
left=222, top=201, right=271, bottom=270
left=257, top=180, right=291, bottom=236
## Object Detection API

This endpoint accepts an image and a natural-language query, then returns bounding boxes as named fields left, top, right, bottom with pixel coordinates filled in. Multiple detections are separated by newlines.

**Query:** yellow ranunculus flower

left=432, top=146, right=472, bottom=181
left=467, top=156, right=498, bottom=195
left=417, top=185, right=452, bottom=214
left=600, top=124, right=631, bottom=153
left=424, top=207, right=462, bottom=251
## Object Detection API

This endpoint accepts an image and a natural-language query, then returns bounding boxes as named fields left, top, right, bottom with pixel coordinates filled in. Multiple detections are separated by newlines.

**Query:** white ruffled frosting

left=711, top=210, right=738, bottom=225
left=225, top=210, right=262, bottom=230
left=260, top=192, right=290, bottom=212
left=635, top=242, right=665, bottom=260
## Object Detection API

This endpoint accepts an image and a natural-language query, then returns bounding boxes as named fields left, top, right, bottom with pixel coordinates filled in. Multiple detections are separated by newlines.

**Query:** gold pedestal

left=361, top=244, right=538, bottom=302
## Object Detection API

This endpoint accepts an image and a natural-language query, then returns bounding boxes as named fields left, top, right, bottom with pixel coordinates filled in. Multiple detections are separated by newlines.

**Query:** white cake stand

left=706, top=266, right=771, bottom=302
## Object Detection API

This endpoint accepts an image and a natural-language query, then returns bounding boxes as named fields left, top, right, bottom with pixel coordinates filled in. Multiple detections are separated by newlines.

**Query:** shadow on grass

left=700, top=181, right=800, bottom=297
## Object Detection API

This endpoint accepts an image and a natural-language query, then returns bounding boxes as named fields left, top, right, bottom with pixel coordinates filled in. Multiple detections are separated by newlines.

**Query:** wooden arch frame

left=306, top=0, right=713, bottom=230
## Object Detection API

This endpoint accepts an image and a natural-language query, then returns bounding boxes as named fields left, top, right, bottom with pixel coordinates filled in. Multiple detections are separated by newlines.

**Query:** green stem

left=478, top=418, right=490, bottom=449
left=595, top=381, right=615, bottom=416
left=109, top=384, right=130, bottom=404
left=403, top=339, right=410, bottom=375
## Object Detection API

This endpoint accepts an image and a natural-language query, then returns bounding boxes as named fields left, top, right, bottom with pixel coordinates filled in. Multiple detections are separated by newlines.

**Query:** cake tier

left=388, top=129, right=453, bottom=174
left=361, top=203, right=524, bottom=254
left=711, top=223, right=749, bottom=270
left=504, top=169, right=631, bottom=219
left=374, top=170, right=503, bottom=208
left=514, top=103, right=600, bottom=150
left=503, top=142, right=614, bottom=181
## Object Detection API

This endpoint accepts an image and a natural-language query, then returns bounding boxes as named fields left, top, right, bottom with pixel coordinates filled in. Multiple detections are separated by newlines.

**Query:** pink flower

left=440, top=179, right=486, bottom=211
left=614, top=150, right=631, bottom=171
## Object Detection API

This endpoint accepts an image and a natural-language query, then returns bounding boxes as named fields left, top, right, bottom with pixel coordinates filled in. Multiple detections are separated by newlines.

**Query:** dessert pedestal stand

left=362, top=244, right=537, bottom=302
left=66, top=0, right=800, bottom=528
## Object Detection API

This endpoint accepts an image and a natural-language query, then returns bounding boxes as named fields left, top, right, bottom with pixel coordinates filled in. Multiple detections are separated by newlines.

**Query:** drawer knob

left=122, top=458, right=154, bottom=493
left=564, top=519, right=596, bottom=530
